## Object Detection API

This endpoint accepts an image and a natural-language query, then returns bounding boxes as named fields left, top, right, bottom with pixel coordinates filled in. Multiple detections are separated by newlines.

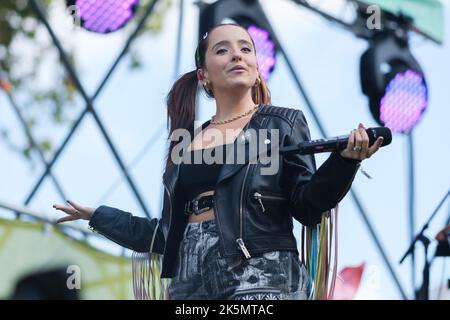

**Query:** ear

left=197, top=69, right=204, bottom=81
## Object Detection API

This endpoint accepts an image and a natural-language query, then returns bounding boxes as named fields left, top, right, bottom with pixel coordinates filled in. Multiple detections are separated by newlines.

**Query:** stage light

left=360, top=33, right=428, bottom=133
left=246, top=25, right=276, bottom=81
left=199, top=0, right=278, bottom=80
left=380, top=68, right=427, bottom=133
left=66, top=0, right=140, bottom=34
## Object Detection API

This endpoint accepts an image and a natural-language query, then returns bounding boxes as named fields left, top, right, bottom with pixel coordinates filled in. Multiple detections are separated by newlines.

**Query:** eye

left=242, top=47, right=252, bottom=52
left=216, top=48, right=227, bottom=54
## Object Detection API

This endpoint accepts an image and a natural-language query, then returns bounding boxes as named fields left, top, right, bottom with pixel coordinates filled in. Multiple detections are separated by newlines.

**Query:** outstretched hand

left=53, top=200, right=95, bottom=223
left=340, top=123, right=384, bottom=161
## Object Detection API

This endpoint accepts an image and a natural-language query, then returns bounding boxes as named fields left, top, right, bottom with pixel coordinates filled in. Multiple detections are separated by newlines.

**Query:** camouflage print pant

left=168, top=219, right=309, bottom=300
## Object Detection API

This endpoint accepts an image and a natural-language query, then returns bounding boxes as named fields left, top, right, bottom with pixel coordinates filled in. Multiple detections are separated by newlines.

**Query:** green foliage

left=0, top=0, right=172, bottom=166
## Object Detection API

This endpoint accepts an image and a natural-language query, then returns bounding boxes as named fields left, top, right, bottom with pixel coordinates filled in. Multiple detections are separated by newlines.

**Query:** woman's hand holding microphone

left=340, top=123, right=384, bottom=161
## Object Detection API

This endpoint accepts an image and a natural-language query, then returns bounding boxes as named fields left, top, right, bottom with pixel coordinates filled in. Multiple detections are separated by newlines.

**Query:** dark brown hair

left=164, top=23, right=271, bottom=168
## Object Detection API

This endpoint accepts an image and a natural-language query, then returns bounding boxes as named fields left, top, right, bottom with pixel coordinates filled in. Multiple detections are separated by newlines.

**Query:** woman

left=53, top=24, right=384, bottom=300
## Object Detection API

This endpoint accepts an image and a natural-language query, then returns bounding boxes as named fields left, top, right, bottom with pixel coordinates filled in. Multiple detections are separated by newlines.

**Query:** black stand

left=399, top=188, right=450, bottom=300
left=414, top=234, right=431, bottom=300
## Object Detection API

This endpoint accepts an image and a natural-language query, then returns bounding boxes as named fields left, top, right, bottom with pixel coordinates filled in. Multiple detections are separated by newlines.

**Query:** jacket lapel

left=162, top=119, right=211, bottom=195
left=216, top=109, right=266, bottom=184
left=163, top=107, right=267, bottom=194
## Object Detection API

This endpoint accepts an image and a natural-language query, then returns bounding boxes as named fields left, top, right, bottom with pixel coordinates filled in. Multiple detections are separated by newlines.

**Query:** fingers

left=66, top=200, right=84, bottom=212
left=53, top=201, right=95, bottom=222
left=56, top=215, right=78, bottom=223
left=53, top=203, right=79, bottom=216
left=367, top=136, right=384, bottom=158
left=341, top=123, right=384, bottom=160
left=347, top=129, right=356, bottom=152
left=53, top=202, right=81, bottom=224
left=347, top=128, right=364, bottom=160
left=353, top=128, right=362, bottom=152
left=358, top=123, right=369, bottom=155
left=340, top=129, right=358, bottom=160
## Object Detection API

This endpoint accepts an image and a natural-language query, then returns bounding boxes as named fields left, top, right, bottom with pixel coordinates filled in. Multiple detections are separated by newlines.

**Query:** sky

left=0, top=0, right=449, bottom=299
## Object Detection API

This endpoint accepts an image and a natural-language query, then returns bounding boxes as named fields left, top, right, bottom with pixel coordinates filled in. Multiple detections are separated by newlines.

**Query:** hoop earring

left=203, top=81, right=213, bottom=96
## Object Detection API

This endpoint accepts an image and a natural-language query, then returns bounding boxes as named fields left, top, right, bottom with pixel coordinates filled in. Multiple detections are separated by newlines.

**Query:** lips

left=230, top=66, right=246, bottom=72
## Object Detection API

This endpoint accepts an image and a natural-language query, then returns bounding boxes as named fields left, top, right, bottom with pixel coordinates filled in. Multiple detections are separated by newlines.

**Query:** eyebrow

left=211, top=39, right=253, bottom=51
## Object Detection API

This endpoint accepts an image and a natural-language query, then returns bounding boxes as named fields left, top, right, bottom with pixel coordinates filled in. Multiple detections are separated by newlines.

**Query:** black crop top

left=178, top=144, right=232, bottom=202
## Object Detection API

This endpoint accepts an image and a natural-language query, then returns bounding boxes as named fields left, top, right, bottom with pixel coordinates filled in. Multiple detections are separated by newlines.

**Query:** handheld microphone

left=280, top=127, right=392, bottom=155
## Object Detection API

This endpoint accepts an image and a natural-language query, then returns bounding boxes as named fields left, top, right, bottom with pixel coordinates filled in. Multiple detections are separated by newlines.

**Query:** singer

left=53, top=24, right=384, bottom=300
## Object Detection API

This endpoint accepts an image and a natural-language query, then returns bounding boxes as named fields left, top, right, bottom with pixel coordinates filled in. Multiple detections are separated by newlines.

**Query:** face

left=199, top=25, right=259, bottom=95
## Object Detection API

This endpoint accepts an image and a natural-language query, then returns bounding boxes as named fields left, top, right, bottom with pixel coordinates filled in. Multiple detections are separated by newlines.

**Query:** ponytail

left=165, top=70, right=198, bottom=168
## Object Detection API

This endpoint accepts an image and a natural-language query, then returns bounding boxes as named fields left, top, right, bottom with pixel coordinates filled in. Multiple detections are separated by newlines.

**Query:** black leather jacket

left=89, top=105, right=361, bottom=278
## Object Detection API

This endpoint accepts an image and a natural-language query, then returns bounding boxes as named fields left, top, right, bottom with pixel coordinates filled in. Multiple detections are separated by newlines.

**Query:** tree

left=0, top=0, right=172, bottom=165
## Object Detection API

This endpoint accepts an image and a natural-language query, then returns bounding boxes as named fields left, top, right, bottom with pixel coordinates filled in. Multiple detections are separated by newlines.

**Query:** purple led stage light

left=67, top=0, right=139, bottom=34
left=380, top=69, right=428, bottom=133
left=247, top=25, right=276, bottom=81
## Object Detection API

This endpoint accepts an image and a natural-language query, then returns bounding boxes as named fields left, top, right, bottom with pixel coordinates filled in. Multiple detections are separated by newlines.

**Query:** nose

left=232, top=52, right=242, bottom=62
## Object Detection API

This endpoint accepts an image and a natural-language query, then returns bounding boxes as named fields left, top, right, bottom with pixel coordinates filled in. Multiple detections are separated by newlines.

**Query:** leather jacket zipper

left=236, top=164, right=252, bottom=259
left=253, top=192, right=286, bottom=213
left=236, top=238, right=251, bottom=259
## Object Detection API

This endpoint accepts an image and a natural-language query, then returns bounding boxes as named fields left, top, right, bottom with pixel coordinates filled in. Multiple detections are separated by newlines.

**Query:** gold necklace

left=210, top=104, right=259, bottom=125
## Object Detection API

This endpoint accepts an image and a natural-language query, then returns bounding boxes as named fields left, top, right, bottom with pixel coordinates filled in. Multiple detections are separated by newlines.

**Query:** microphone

left=280, top=127, right=392, bottom=155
